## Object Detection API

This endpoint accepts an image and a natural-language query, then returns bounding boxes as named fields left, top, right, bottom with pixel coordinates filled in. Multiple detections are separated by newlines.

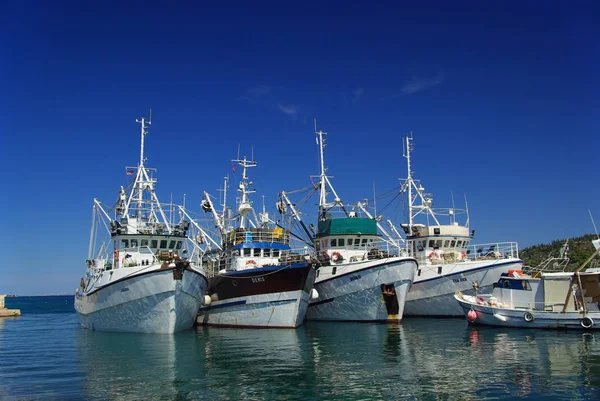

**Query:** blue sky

left=1, top=1, right=599, bottom=295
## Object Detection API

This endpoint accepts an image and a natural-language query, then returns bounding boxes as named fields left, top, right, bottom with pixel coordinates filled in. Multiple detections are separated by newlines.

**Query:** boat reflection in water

left=75, top=329, right=204, bottom=400
left=74, top=320, right=600, bottom=399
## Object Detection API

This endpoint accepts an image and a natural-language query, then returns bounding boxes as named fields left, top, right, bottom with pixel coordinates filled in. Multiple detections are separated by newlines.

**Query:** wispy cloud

left=401, top=72, right=444, bottom=95
left=246, top=85, right=271, bottom=97
left=277, top=103, right=298, bottom=117
left=352, top=87, right=364, bottom=103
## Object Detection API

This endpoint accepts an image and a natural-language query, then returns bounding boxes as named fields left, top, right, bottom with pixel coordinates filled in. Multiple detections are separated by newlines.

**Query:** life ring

left=331, top=252, right=342, bottom=263
left=246, top=259, right=257, bottom=266
left=581, top=317, right=594, bottom=329
left=523, top=312, right=534, bottom=322
left=428, top=251, right=439, bottom=263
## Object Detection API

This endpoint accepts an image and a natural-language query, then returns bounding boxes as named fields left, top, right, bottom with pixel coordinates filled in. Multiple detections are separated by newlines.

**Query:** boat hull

left=75, top=266, right=207, bottom=334
left=197, top=263, right=316, bottom=328
left=455, top=293, right=600, bottom=330
left=404, top=258, right=522, bottom=317
left=307, top=257, right=416, bottom=322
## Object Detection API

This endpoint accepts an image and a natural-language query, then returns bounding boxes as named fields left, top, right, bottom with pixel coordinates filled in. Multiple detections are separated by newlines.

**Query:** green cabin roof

left=316, top=217, right=378, bottom=237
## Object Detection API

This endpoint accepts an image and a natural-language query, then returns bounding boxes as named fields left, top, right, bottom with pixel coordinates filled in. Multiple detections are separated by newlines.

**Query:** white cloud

left=277, top=103, right=298, bottom=116
left=352, top=87, right=364, bottom=103
left=401, top=73, right=444, bottom=95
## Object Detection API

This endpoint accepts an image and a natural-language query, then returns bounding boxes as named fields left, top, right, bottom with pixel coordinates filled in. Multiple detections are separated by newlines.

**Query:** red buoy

left=467, top=310, right=477, bottom=321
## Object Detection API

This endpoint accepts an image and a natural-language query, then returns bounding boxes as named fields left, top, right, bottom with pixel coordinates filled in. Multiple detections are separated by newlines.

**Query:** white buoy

left=203, top=295, right=212, bottom=306
left=310, top=288, right=319, bottom=300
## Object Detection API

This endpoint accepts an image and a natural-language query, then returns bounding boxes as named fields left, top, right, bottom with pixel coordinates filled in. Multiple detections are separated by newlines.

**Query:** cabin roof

left=316, top=217, right=378, bottom=237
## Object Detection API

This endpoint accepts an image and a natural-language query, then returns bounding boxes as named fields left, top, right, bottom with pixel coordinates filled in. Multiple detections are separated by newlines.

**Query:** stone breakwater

left=0, top=294, right=21, bottom=317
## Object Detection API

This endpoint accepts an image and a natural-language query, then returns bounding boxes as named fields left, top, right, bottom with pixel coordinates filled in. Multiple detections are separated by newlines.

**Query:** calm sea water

left=1, top=296, right=600, bottom=400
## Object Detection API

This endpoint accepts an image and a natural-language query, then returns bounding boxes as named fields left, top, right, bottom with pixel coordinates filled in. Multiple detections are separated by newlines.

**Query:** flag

left=231, top=163, right=235, bottom=173
left=126, top=170, right=135, bottom=175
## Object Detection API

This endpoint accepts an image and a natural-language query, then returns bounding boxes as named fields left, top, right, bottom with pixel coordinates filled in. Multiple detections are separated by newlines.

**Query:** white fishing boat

left=398, top=135, right=523, bottom=317
left=75, top=114, right=208, bottom=333
left=281, top=126, right=417, bottom=323
left=197, top=156, right=317, bottom=328
left=455, top=249, right=600, bottom=329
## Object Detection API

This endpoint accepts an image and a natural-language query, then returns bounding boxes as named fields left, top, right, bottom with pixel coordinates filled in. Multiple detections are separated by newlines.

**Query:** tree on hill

left=520, top=234, right=599, bottom=271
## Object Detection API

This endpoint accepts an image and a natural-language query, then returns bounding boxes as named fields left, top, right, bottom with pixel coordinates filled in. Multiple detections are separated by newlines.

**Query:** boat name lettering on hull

left=452, top=277, right=467, bottom=283
left=349, top=275, right=362, bottom=282
left=252, top=277, right=266, bottom=283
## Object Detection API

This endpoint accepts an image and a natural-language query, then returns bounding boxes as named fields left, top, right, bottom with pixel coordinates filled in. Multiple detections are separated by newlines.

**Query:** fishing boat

left=197, top=156, right=317, bottom=328
left=280, top=126, right=417, bottom=323
left=398, top=135, right=523, bottom=317
left=455, top=249, right=600, bottom=329
left=75, top=115, right=208, bottom=333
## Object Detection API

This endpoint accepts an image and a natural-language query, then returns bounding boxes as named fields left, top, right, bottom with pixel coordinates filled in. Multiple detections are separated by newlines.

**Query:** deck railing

left=221, top=228, right=290, bottom=248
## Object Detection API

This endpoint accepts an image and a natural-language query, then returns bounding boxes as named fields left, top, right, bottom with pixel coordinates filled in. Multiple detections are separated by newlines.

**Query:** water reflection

left=76, top=328, right=204, bottom=400
left=73, top=320, right=600, bottom=400
left=198, top=326, right=311, bottom=400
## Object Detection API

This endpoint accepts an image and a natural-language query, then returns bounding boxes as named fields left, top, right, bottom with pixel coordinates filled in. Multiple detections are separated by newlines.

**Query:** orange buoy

left=467, top=310, right=477, bottom=321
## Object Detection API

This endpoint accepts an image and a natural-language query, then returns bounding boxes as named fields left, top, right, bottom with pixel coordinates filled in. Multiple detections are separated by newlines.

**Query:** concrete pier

left=0, top=294, right=21, bottom=317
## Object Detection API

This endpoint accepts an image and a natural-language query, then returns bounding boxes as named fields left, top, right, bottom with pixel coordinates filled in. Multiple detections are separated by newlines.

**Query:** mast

left=400, top=134, right=441, bottom=229
left=315, top=121, right=347, bottom=218
left=88, top=201, right=97, bottom=260
left=233, top=155, right=257, bottom=229
left=135, top=115, right=150, bottom=219
left=121, top=113, right=171, bottom=234
left=404, top=135, right=414, bottom=229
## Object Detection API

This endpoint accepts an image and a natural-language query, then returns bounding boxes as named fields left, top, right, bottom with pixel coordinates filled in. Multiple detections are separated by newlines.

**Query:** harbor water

left=1, top=296, right=600, bottom=400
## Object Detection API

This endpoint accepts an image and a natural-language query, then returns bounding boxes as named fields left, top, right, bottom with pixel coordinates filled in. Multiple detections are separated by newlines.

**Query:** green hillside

left=519, top=234, right=599, bottom=271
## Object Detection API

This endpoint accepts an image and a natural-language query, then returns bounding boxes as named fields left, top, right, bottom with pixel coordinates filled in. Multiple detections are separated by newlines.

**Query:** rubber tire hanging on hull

left=581, top=317, right=594, bottom=329
left=523, top=312, right=534, bottom=322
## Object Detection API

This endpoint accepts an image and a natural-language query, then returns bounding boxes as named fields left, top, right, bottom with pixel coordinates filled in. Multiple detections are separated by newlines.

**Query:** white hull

left=75, top=266, right=207, bottom=334
left=307, top=257, right=416, bottom=322
left=197, top=289, right=311, bottom=328
left=404, top=258, right=522, bottom=317
left=456, top=294, right=600, bottom=330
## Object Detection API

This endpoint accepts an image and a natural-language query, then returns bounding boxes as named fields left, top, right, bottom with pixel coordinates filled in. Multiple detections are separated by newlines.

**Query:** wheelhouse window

left=151, top=240, right=158, bottom=248
left=450, top=240, right=456, bottom=247
left=141, top=239, right=148, bottom=247
left=456, top=241, right=462, bottom=247
left=348, top=239, right=354, bottom=246
left=264, top=249, right=271, bottom=257
left=169, top=240, right=176, bottom=249
left=429, top=240, right=435, bottom=247
left=362, top=239, right=368, bottom=245
left=331, top=239, right=337, bottom=247
left=444, top=240, right=449, bottom=247
left=243, top=248, right=251, bottom=257
left=160, top=240, right=167, bottom=249
left=176, top=241, right=182, bottom=250
left=131, top=239, right=138, bottom=248
left=121, top=239, right=129, bottom=248
left=339, top=238, right=345, bottom=247
left=273, top=250, right=280, bottom=257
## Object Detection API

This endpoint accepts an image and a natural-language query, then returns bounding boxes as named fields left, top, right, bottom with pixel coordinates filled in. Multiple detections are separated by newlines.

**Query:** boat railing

left=221, top=228, right=290, bottom=248
left=465, top=242, right=519, bottom=261
left=201, top=246, right=313, bottom=278
left=318, top=240, right=407, bottom=264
